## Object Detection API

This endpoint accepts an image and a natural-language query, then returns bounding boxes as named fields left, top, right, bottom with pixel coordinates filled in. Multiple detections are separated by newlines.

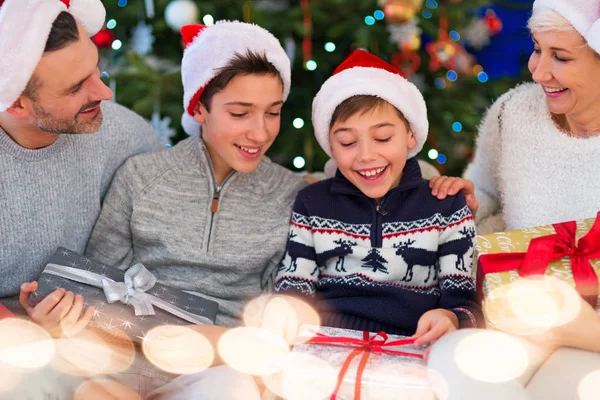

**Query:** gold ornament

left=379, top=0, right=425, bottom=24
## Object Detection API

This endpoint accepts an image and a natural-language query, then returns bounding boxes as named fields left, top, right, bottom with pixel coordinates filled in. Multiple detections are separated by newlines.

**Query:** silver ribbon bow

left=44, top=263, right=212, bottom=325
left=101, top=263, right=157, bottom=316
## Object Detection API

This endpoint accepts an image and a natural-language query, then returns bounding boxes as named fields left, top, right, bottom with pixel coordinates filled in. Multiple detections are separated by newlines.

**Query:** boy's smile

left=330, top=101, right=417, bottom=201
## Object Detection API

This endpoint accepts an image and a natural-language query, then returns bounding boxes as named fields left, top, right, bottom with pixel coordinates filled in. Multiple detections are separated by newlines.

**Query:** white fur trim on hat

left=312, top=67, right=428, bottom=159
left=0, top=0, right=106, bottom=112
left=533, top=0, right=600, bottom=54
left=181, top=20, right=291, bottom=136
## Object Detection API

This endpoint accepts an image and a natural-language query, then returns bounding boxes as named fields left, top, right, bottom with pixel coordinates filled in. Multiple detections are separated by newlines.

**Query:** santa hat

left=312, top=50, right=428, bottom=159
left=180, top=21, right=291, bottom=136
left=0, top=0, right=106, bottom=112
left=532, top=0, right=600, bottom=54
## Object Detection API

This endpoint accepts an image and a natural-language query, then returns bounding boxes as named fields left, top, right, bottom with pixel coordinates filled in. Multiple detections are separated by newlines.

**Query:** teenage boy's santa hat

left=532, top=0, right=600, bottom=54
left=312, top=50, right=428, bottom=160
left=0, top=0, right=106, bottom=112
left=180, top=21, right=291, bottom=136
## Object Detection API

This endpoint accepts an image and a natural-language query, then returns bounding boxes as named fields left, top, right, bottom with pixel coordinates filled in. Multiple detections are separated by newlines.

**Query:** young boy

left=274, top=50, right=481, bottom=347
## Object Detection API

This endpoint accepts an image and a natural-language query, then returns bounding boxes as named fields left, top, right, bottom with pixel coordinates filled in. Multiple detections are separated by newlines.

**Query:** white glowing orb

left=0, top=319, right=54, bottom=369
left=578, top=369, right=600, bottom=400
left=53, top=328, right=135, bottom=377
left=218, top=327, right=290, bottom=375
left=74, top=378, right=142, bottom=400
left=142, top=325, right=214, bottom=375
left=243, top=295, right=320, bottom=345
left=454, top=330, right=529, bottom=383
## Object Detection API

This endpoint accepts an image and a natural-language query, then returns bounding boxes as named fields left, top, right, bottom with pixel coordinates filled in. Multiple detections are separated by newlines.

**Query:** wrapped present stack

left=281, top=325, right=433, bottom=400
left=474, top=213, right=600, bottom=333
left=30, top=248, right=219, bottom=343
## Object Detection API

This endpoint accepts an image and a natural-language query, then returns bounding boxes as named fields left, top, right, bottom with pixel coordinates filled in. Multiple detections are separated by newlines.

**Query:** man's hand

left=429, top=176, right=478, bottom=216
left=19, top=281, right=94, bottom=338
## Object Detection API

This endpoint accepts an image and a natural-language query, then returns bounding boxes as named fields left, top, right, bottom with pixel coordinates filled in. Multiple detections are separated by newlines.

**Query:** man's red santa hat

left=312, top=50, right=428, bottom=160
left=180, top=21, right=291, bottom=135
left=0, top=0, right=106, bottom=112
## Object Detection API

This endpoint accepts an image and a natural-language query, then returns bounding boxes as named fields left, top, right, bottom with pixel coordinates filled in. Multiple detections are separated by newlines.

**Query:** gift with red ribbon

left=282, top=325, right=432, bottom=400
left=475, top=212, right=600, bottom=327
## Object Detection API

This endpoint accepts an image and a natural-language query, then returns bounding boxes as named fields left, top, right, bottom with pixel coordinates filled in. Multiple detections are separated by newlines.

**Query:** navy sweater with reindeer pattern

left=274, top=157, right=482, bottom=336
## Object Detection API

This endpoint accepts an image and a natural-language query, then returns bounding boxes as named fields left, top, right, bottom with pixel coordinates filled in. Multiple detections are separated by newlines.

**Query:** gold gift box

left=474, top=217, right=600, bottom=334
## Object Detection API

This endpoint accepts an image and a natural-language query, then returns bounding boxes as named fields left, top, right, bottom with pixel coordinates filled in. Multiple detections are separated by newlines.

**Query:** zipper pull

left=211, top=187, right=221, bottom=213
left=376, top=204, right=388, bottom=216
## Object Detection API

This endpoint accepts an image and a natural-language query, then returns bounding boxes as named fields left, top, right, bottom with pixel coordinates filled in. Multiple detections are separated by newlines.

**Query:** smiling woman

left=430, top=0, right=600, bottom=235
left=426, top=1, right=600, bottom=399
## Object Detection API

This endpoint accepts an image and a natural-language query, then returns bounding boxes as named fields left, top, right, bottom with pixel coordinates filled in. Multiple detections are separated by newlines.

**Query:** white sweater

left=465, top=83, right=600, bottom=234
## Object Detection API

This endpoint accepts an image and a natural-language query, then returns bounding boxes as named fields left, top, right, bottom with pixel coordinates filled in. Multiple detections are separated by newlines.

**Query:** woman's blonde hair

left=527, top=7, right=576, bottom=33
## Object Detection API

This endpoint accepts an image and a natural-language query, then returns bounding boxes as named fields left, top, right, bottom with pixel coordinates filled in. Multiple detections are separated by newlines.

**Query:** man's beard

left=32, top=101, right=104, bottom=135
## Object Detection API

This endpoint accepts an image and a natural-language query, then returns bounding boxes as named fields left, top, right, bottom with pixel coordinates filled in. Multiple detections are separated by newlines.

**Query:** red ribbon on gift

left=303, top=330, right=423, bottom=400
left=476, top=212, right=600, bottom=308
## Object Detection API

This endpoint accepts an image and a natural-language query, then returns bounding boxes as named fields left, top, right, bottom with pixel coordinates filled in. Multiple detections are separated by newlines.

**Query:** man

left=0, top=0, right=161, bottom=323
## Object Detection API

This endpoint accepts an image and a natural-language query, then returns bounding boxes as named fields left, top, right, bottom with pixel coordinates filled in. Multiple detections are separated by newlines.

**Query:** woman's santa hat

left=312, top=50, right=428, bottom=160
left=532, top=0, right=600, bottom=54
left=0, top=0, right=106, bottom=112
left=180, top=21, right=291, bottom=136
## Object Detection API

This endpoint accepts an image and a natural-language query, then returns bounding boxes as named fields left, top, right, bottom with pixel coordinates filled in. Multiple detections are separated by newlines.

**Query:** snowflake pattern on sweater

left=274, top=158, right=481, bottom=335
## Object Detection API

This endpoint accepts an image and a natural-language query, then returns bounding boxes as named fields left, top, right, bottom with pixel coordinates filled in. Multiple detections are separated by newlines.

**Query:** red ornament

left=92, top=28, right=115, bottom=48
left=484, top=9, right=503, bottom=35
left=391, top=51, right=421, bottom=77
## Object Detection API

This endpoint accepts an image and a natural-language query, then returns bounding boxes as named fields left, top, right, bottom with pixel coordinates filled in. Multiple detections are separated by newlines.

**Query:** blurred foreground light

left=218, top=327, right=290, bottom=375
left=74, top=378, right=141, bottom=400
left=454, top=330, right=529, bottom=383
left=578, top=369, right=600, bottom=400
left=0, top=319, right=54, bottom=369
left=243, top=295, right=320, bottom=345
left=53, top=327, right=135, bottom=377
left=484, top=276, right=582, bottom=337
left=143, top=325, right=214, bottom=375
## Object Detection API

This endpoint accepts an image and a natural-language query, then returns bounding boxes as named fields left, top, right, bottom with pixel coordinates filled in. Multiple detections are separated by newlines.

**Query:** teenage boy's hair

left=200, top=50, right=282, bottom=112
left=23, top=11, right=80, bottom=99
left=329, top=95, right=408, bottom=129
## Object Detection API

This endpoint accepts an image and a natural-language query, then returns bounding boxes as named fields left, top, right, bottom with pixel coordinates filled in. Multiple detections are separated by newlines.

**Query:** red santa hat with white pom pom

left=179, top=21, right=291, bottom=136
left=0, top=0, right=106, bottom=112
left=312, top=49, right=428, bottom=160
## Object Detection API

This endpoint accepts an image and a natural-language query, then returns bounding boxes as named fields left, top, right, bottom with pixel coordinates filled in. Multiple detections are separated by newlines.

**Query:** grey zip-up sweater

left=86, top=136, right=307, bottom=327
left=0, top=101, right=161, bottom=311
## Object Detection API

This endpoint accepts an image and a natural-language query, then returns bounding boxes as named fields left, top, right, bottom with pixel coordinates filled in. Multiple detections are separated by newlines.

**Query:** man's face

left=23, top=23, right=113, bottom=134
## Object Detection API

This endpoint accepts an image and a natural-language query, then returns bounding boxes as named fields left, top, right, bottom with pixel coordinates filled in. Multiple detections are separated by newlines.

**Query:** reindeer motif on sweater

left=274, top=158, right=481, bottom=332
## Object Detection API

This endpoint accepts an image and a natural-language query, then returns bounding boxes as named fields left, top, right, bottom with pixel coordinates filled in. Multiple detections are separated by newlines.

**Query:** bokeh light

left=454, top=330, right=529, bottom=383
left=143, top=325, right=214, bottom=375
left=218, top=327, right=290, bottom=376
left=74, top=378, right=141, bottom=400
left=0, top=319, right=54, bottom=369
left=578, top=369, right=600, bottom=400
left=53, top=327, right=135, bottom=377
left=243, top=295, right=320, bottom=345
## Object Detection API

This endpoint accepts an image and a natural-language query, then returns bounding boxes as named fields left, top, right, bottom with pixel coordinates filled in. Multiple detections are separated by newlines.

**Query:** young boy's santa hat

left=532, top=0, right=600, bottom=54
left=0, top=0, right=106, bottom=112
left=312, top=50, right=428, bottom=160
left=180, top=21, right=291, bottom=136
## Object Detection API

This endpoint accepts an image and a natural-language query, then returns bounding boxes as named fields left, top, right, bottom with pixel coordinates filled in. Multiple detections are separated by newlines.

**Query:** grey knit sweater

left=0, top=101, right=161, bottom=309
left=86, top=136, right=307, bottom=327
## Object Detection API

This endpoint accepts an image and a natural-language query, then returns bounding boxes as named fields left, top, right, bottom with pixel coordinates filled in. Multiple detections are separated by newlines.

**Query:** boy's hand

left=19, top=281, right=94, bottom=338
left=429, top=176, right=478, bottom=216
left=412, top=309, right=459, bottom=350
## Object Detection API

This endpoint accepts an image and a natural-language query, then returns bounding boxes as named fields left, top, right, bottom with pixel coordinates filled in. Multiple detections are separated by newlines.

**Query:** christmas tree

left=98, top=0, right=531, bottom=176
left=362, top=248, right=389, bottom=274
